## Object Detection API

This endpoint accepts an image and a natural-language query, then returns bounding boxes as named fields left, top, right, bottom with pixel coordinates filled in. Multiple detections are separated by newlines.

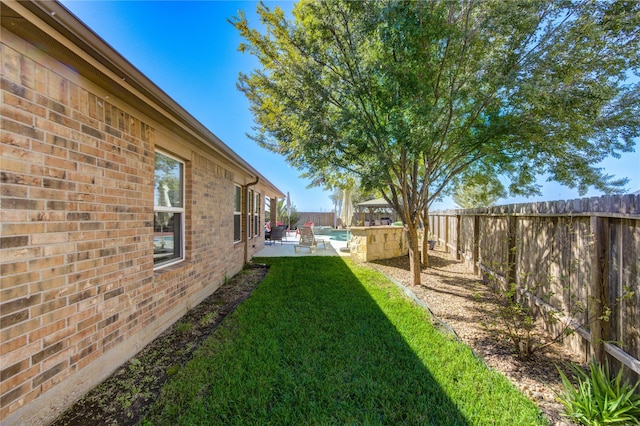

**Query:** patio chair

left=294, top=226, right=327, bottom=253
left=295, top=221, right=314, bottom=236
left=266, top=225, right=286, bottom=245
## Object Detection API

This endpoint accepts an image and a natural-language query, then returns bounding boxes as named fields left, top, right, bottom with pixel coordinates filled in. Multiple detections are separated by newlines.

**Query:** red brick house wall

left=0, top=2, right=282, bottom=424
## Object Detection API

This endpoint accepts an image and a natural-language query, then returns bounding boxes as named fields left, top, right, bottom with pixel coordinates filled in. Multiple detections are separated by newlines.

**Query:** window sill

left=153, top=258, right=187, bottom=275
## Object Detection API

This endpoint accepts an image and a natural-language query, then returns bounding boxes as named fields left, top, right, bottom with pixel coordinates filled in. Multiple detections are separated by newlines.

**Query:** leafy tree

left=330, top=190, right=341, bottom=214
left=232, top=0, right=639, bottom=286
left=453, top=184, right=502, bottom=209
left=276, top=199, right=300, bottom=229
left=452, top=172, right=506, bottom=209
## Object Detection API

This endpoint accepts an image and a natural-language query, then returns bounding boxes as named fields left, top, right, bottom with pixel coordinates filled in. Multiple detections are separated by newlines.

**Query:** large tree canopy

left=232, top=0, right=639, bottom=285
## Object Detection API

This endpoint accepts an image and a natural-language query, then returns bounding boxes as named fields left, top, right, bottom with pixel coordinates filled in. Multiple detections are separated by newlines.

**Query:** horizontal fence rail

left=429, top=194, right=639, bottom=384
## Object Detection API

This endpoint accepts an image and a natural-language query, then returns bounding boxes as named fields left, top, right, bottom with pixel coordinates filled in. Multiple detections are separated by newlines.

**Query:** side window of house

left=265, top=196, right=271, bottom=224
left=247, top=189, right=253, bottom=240
left=154, top=151, right=184, bottom=267
left=234, top=185, right=242, bottom=242
left=254, top=192, right=260, bottom=237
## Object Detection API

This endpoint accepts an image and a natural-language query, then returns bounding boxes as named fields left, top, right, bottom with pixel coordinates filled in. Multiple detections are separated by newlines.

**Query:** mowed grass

left=143, top=257, right=547, bottom=425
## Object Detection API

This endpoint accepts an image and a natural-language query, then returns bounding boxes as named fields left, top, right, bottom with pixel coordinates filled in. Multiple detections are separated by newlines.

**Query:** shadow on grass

left=145, top=257, right=545, bottom=425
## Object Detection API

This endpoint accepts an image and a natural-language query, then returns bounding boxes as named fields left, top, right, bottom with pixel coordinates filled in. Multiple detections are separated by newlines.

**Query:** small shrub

left=166, top=364, right=180, bottom=377
left=493, top=282, right=539, bottom=359
left=199, top=311, right=217, bottom=326
left=482, top=248, right=636, bottom=361
left=175, top=321, right=193, bottom=334
left=128, top=358, right=142, bottom=372
left=483, top=274, right=577, bottom=359
left=557, top=361, right=640, bottom=425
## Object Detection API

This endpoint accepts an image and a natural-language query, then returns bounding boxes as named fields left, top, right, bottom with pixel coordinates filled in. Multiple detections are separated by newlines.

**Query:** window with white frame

left=254, top=192, right=260, bottom=237
left=234, top=185, right=242, bottom=243
left=265, top=196, right=271, bottom=222
left=247, top=188, right=254, bottom=240
left=154, top=151, right=184, bottom=267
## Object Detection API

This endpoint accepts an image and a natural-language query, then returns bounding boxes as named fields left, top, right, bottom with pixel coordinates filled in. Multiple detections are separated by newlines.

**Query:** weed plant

left=144, top=257, right=546, bottom=425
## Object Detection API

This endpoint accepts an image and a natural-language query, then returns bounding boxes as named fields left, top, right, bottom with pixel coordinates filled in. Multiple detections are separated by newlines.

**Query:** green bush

left=557, top=361, right=640, bottom=425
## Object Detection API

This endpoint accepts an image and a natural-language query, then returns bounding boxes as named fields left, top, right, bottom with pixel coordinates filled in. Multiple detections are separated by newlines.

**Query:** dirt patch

left=51, top=263, right=268, bottom=426
left=371, top=247, right=583, bottom=426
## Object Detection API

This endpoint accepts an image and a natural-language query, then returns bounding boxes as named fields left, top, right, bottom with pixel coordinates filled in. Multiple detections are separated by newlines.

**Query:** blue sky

left=60, top=1, right=639, bottom=211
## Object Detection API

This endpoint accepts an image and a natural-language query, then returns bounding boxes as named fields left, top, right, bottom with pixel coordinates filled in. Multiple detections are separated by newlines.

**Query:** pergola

left=357, top=198, right=398, bottom=225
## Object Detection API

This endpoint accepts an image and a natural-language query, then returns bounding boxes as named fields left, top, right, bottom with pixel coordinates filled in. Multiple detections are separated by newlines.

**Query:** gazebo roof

left=357, top=198, right=391, bottom=208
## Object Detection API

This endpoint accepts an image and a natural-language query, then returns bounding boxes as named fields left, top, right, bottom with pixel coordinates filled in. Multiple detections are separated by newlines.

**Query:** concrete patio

left=254, top=231, right=350, bottom=257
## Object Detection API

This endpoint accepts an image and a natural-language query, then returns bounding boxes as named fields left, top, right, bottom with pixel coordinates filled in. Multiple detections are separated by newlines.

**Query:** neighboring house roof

left=1, top=0, right=284, bottom=198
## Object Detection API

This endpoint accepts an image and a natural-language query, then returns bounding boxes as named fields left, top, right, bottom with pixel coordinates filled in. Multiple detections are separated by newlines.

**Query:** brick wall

left=1, top=29, right=257, bottom=424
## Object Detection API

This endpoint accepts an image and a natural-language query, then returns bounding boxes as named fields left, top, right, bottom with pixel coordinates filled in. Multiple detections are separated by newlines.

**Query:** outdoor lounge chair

left=295, top=221, right=314, bottom=235
left=266, top=225, right=287, bottom=245
left=294, top=226, right=328, bottom=253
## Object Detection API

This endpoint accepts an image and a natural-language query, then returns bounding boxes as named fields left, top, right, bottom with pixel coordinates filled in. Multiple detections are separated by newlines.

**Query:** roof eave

left=2, top=0, right=284, bottom=198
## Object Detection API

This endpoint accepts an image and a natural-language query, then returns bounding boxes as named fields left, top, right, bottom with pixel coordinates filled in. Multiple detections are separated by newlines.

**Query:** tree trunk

left=421, top=209, right=430, bottom=268
left=406, top=223, right=422, bottom=287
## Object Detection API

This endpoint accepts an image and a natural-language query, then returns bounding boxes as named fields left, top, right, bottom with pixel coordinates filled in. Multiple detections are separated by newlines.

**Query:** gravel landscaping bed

left=370, top=246, right=583, bottom=426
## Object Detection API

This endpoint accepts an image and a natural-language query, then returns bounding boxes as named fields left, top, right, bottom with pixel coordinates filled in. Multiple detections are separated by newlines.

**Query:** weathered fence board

left=296, top=212, right=335, bottom=227
left=429, top=194, right=640, bottom=384
left=617, top=219, right=640, bottom=362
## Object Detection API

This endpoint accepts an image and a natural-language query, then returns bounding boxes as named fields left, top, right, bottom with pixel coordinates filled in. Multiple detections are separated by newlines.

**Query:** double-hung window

left=154, top=151, right=184, bottom=267
left=233, top=185, right=242, bottom=242
left=265, top=196, right=271, bottom=224
left=254, top=192, right=260, bottom=237
left=247, top=189, right=253, bottom=240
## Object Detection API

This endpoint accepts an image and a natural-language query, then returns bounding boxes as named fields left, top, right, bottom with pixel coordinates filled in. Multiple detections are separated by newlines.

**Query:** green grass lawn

left=143, top=257, right=547, bottom=425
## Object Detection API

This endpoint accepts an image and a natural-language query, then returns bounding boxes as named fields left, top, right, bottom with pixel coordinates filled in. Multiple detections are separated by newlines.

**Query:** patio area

left=255, top=230, right=350, bottom=257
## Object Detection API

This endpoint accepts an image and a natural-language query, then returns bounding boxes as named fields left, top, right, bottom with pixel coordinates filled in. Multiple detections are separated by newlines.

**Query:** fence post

left=590, top=216, right=610, bottom=363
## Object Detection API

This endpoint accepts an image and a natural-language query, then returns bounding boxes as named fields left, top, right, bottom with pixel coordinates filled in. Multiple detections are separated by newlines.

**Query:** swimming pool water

left=329, top=230, right=349, bottom=241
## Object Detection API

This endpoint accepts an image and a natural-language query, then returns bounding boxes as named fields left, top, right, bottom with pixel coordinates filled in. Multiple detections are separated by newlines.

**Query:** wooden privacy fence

left=296, top=212, right=336, bottom=228
left=429, top=194, right=639, bottom=384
